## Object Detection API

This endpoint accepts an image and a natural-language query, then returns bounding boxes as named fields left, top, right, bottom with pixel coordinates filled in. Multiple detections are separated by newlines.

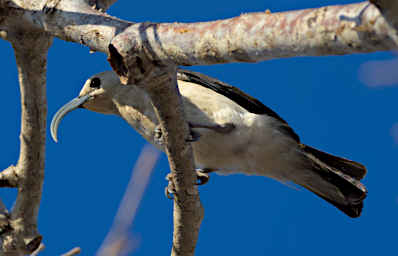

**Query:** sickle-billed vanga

left=51, top=69, right=367, bottom=218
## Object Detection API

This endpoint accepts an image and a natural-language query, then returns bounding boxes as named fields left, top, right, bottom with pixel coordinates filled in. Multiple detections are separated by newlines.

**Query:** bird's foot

left=164, top=169, right=211, bottom=199
left=165, top=173, right=176, bottom=199
left=195, top=169, right=210, bottom=185
left=154, top=125, right=165, bottom=145
left=154, top=124, right=201, bottom=146
left=187, top=130, right=201, bottom=142
left=189, top=122, right=235, bottom=134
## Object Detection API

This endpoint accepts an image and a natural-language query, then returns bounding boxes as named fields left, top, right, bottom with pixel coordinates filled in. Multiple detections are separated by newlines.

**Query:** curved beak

left=50, top=94, right=90, bottom=143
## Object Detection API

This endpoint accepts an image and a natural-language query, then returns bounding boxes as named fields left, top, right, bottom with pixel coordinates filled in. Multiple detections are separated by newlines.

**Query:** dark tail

left=296, top=144, right=367, bottom=218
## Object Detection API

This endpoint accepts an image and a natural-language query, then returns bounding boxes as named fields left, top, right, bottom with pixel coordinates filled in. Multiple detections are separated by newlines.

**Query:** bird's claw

left=165, top=173, right=176, bottom=199
left=155, top=124, right=201, bottom=146
left=164, top=169, right=210, bottom=199
left=154, top=125, right=164, bottom=145
left=187, top=130, right=201, bottom=142
left=196, top=169, right=210, bottom=185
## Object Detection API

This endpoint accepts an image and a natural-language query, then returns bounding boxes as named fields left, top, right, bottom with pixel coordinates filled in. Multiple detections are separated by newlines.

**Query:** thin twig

left=60, top=247, right=81, bottom=256
left=97, top=144, right=160, bottom=256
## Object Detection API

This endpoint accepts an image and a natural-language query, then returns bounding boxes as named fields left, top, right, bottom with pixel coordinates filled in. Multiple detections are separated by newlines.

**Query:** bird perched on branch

left=51, top=69, right=367, bottom=218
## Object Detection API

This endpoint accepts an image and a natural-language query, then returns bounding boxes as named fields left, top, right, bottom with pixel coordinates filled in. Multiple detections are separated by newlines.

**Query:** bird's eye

left=90, top=77, right=101, bottom=89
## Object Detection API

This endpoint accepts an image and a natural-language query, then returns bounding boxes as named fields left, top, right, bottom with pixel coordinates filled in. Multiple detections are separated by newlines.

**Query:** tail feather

left=301, top=144, right=367, bottom=180
left=301, top=184, right=364, bottom=218
left=296, top=144, right=367, bottom=218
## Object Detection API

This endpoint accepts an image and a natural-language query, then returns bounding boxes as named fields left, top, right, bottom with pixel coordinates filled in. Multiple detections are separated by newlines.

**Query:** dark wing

left=177, top=69, right=300, bottom=142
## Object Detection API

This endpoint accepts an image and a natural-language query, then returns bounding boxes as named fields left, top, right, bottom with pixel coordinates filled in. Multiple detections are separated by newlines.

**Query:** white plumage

left=51, top=70, right=367, bottom=218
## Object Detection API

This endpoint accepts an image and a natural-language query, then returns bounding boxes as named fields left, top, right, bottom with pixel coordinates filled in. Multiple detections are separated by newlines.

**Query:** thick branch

left=0, top=32, right=52, bottom=255
left=369, top=0, right=398, bottom=29
left=109, top=1, right=397, bottom=79
left=0, top=1, right=396, bottom=69
left=140, top=66, right=204, bottom=256
left=369, top=0, right=398, bottom=44
left=91, top=0, right=118, bottom=11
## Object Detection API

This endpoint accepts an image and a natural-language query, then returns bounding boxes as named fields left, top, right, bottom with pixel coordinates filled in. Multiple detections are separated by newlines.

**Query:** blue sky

left=0, top=0, right=397, bottom=255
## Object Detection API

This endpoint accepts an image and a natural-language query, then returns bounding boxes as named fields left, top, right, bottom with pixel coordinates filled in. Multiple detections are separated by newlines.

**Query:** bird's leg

left=165, top=173, right=176, bottom=199
left=195, top=168, right=212, bottom=185
left=155, top=122, right=234, bottom=145
left=187, top=130, right=201, bottom=142
left=154, top=124, right=201, bottom=146
left=165, top=168, right=214, bottom=199
left=154, top=125, right=165, bottom=145
left=189, top=122, right=235, bottom=134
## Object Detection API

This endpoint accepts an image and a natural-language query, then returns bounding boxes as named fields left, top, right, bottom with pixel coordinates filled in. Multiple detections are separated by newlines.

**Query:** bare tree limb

left=90, top=0, right=118, bottom=11
left=133, top=65, right=204, bottom=256
left=0, top=198, right=11, bottom=234
left=369, top=0, right=398, bottom=30
left=368, top=0, right=398, bottom=45
left=60, top=247, right=81, bottom=256
left=0, top=32, right=52, bottom=255
left=0, top=166, right=18, bottom=188
left=97, top=144, right=160, bottom=256
left=0, top=1, right=396, bottom=68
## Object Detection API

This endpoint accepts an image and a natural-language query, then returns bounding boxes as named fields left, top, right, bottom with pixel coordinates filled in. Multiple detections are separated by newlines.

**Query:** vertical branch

left=142, top=66, right=204, bottom=256
left=0, top=32, right=52, bottom=255
left=369, top=0, right=398, bottom=29
left=369, top=0, right=398, bottom=45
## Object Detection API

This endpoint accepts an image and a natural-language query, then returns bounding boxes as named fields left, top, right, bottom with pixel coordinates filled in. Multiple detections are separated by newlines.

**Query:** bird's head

left=50, top=71, right=122, bottom=142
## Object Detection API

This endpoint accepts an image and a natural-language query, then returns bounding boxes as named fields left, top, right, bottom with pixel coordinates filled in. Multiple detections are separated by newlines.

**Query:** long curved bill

left=50, top=94, right=90, bottom=143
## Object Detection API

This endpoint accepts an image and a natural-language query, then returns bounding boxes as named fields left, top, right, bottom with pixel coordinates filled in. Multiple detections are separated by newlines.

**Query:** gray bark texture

left=0, top=31, right=52, bottom=255
left=0, top=0, right=396, bottom=255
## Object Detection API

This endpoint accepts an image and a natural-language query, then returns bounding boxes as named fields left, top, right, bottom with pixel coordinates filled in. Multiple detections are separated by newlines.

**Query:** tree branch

left=135, top=65, right=204, bottom=256
left=0, top=1, right=396, bottom=69
left=91, top=0, right=118, bottom=11
left=369, top=0, right=398, bottom=44
left=0, top=32, right=52, bottom=255
left=369, top=0, right=398, bottom=29
left=60, top=247, right=81, bottom=256
left=97, top=144, right=160, bottom=256
left=0, top=166, right=18, bottom=188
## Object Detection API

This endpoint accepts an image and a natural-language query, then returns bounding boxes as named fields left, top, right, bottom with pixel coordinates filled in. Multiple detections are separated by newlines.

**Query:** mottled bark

left=138, top=66, right=204, bottom=256
left=0, top=1, right=396, bottom=68
left=108, top=2, right=397, bottom=82
left=0, top=32, right=52, bottom=255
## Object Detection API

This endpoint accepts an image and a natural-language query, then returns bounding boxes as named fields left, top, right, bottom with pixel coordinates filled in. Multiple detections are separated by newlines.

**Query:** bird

left=51, top=69, right=367, bottom=218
